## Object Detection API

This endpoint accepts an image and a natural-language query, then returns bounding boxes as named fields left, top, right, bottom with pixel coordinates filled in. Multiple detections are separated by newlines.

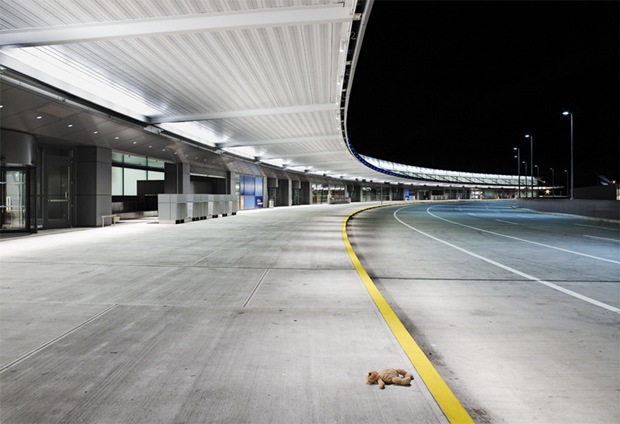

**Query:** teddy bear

left=366, top=368, right=414, bottom=389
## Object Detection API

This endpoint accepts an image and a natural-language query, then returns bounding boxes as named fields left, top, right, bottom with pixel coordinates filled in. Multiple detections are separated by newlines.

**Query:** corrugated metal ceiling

left=1, top=0, right=389, bottom=181
left=0, top=0, right=520, bottom=187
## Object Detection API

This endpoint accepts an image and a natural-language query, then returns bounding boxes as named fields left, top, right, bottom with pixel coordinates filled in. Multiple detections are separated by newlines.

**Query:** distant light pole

left=562, top=111, right=574, bottom=199
left=525, top=134, right=534, bottom=196
left=522, top=161, right=528, bottom=197
left=564, top=169, right=569, bottom=197
left=550, top=167, right=555, bottom=197
left=534, top=164, right=539, bottom=197
left=514, top=147, right=521, bottom=198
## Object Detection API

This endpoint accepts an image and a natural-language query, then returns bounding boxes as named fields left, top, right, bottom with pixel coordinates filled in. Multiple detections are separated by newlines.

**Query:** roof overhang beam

left=218, top=135, right=341, bottom=148
left=151, top=103, right=339, bottom=124
left=0, top=5, right=353, bottom=48
left=256, top=149, right=344, bottom=161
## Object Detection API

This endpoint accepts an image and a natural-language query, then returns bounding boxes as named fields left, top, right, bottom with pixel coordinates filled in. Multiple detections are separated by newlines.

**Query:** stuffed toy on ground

left=366, top=368, right=414, bottom=389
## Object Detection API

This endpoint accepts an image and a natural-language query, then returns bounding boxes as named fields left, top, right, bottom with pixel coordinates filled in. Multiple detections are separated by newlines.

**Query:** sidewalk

left=0, top=204, right=448, bottom=424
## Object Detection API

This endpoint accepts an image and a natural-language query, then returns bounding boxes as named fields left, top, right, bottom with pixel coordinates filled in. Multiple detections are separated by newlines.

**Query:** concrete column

left=395, top=187, right=405, bottom=201
left=267, top=178, right=278, bottom=207
left=300, top=181, right=311, bottom=205
left=227, top=172, right=237, bottom=195
left=74, top=146, right=112, bottom=227
left=351, top=185, right=362, bottom=202
left=164, top=163, right=190, bottom=194
left=279, top=178, right=291, bottom=206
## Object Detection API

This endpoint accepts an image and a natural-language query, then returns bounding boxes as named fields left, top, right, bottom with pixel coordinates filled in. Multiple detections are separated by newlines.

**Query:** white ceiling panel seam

left=5, top=1, right=453, bottom=184
left=0, top=6, right=354, bottom=48
left=151, top=104, right=338, bottom=123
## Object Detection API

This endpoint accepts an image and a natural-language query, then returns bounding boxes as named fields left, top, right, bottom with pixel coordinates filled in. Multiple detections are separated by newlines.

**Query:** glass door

left=1, top=169, right=28, bottom=231
left=44, top=154, right=72, bottom=228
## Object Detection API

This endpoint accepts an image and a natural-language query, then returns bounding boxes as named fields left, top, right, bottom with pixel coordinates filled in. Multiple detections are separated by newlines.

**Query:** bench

left=101, top=214, right=118, bottom=227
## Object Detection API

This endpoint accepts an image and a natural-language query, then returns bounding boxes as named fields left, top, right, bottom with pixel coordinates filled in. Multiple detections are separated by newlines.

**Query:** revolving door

left=1, top=167, right=34, bottom=232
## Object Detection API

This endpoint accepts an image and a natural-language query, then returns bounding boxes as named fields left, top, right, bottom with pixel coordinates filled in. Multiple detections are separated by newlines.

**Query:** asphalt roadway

left=0, top=200, right=618, bottom=424
left=347, top=201, right=619, bottom=423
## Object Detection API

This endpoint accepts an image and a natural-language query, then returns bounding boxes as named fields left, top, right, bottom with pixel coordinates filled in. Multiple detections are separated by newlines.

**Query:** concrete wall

left=574, top=185, right=617, bottom=200
left=518, top=198, right=619, bottom=221
left=0, top=129, right=37, bottom=166
left=164, top=163, right=190, bottom=194
left=75, top=146, right=112, bottom=227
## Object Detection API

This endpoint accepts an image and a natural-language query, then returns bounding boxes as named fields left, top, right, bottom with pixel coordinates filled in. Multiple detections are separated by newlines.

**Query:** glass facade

left=239, top=176, right=264, bottom=209
left=112, top=153, right=166, bottom=196
left=311, top=182, right=347, bottom=204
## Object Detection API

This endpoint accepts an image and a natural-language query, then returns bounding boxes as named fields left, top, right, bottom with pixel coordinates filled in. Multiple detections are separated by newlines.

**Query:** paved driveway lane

left=348, top=200, right=620, bottom=424
left=426, top=203, right=620, bottom=268
left=394, top=203, right=620, bottom=308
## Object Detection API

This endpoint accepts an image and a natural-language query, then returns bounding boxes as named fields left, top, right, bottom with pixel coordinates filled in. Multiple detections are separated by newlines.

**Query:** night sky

left=347, top=1, right=619, bottom=187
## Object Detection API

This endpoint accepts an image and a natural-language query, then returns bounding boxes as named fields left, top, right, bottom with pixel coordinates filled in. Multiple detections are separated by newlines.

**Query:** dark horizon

left=347, top=1, right=619, bottom=187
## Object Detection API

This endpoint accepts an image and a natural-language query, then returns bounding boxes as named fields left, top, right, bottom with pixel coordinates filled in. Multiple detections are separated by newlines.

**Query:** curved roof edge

left=351, top=143, right=527, bottom=187
left=341, top=1, right=527, bottom=188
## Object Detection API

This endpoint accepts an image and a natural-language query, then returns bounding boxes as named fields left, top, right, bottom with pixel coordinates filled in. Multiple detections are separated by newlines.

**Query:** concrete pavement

left=0, top=203, right=449, bottom=424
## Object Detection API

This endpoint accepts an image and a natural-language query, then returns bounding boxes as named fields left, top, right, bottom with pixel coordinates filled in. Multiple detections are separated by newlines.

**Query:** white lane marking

left=393, top=208, right=620, bottom=314
left=426, top=207, right=620, bottom=265
left=574, top=223, right=618, bottom=231
left=583, top=235, right=620, bottom=243
left=495, top=219, right=519, bottom=225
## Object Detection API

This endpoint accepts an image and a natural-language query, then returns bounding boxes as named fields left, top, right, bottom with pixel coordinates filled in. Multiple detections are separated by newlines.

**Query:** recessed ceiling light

left=93, top=131, right=98, bottom=134
left=67, top=124, right=73, bottom=127
left=115, top=137, right=119, bottom=140
left=133, top=141, right=137, bottom=144
left=36, top=116, right=42, bottom=119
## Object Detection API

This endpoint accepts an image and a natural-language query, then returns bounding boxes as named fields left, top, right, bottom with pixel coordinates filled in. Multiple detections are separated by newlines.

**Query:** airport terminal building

left=1, top=3, right=618, bottom=424
left=0, top=0, right=531, bottom=233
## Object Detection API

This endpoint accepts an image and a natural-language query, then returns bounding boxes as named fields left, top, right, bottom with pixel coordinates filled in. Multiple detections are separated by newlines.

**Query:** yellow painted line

left=343, top=205, right=474, bottom=424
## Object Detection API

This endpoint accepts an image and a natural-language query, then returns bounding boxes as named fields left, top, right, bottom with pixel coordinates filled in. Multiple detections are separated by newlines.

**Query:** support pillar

left=279, top=178, right=291, bottom=206
left=164, top=163, right=190, bottom=194
left=300, top=181, right=311, bottom=205
left=75, top=146, right=112, bottom=227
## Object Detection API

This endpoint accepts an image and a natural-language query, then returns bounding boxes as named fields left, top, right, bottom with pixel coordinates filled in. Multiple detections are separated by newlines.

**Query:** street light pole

left=564, top=170, right=569, bottom=197
left=514, top=147, right=521, bottom=198
left=550, top=168, right=555, bottom=197
left=525, top=134, right=534, bottom=197
left=562, top=111, right=574, bottom=199
left=522, top=161, right=528, bottom=197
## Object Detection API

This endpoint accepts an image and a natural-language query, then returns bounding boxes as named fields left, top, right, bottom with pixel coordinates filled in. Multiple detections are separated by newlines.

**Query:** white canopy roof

left=0, top=0, right=519, bottom=187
